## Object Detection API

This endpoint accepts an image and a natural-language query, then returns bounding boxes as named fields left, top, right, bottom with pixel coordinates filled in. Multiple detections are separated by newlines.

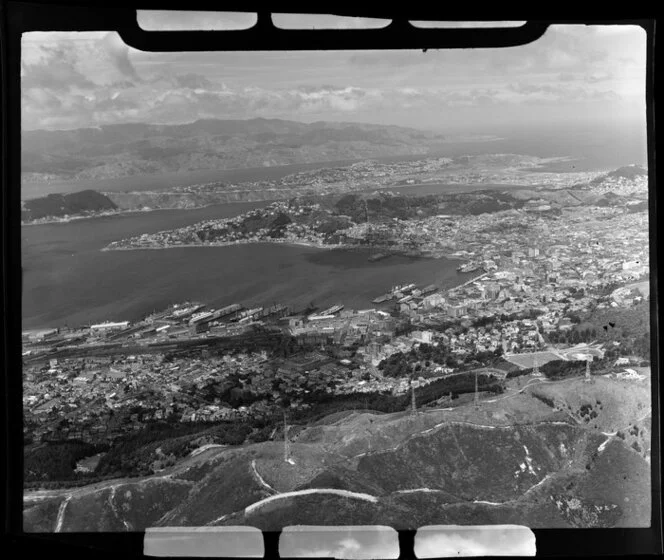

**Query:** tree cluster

left=24, top=440, right=107, bottom=482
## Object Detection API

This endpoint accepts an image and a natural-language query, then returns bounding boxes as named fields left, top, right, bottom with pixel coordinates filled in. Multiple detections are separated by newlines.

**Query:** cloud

left=506, top=81, right=620, bottom=104
left=21, top=45, right=96, bottom=92
left=558, top=72, right=577, bottom=82
left=93, top=94, right=140, bottom=112
left=173, top=73, right=215, bottom=89
left=20, top=26, right=646, bottom=131
left=273, top=13, right=390, bottom=30
left=101, top=32, right=141, bottom=82
left=415, top=526, right=536, bottom=558
left=585, top=71, right=613, bottom=83
left=137, top=10, right=257, bottom=31
left=279, top=527, right=399, bottom=559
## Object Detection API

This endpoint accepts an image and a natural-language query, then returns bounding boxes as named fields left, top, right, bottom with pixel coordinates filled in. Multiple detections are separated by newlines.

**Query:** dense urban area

left=22, top=162, right=652, bottom=495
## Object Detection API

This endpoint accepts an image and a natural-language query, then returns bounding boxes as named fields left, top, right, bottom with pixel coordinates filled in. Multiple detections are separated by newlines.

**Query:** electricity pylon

left=474, top=370, right=479, bottom=409
left=410, top=370, right=417, bottom=415
left=533, top=355, right=541, bottom=377
left=283, top=410, right=290, bottom=463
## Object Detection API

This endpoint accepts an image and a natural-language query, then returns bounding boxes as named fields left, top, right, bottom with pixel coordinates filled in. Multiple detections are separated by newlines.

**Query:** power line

left=283, top=409, right=290, bottom=463
left=411, top=376, right=417, bottom=415
left=474, top=370, right=479, bottom=409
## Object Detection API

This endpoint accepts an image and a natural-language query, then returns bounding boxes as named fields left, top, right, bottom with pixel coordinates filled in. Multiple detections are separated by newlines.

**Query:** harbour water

left=21, top=125, right=647, bottom=329
left=21, top=201, right=471, bottom=330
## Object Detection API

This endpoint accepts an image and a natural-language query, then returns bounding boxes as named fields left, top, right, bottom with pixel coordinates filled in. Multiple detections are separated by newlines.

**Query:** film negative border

left=2, top=3, right=661, bottom=559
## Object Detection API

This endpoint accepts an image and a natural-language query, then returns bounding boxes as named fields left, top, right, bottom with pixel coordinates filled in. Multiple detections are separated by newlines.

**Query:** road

left=243, top=488, right=378, bottom=516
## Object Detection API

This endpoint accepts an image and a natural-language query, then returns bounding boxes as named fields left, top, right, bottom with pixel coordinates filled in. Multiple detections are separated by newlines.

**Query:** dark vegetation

left=24, top=440, right=108, bottom=483
left=563, top=300, right=651, bottom=360
left=192, top=190, right=528, bottom=248
left=506, top=367, right=533, bottom=379
left=334, top=191, right=525, bottom=223
left=22, top=190, right=117, bottom=221
left=578, top=403, right=599, bottom=422
left=378, top=342, right=504, bottom=377
left=532, top=393, right=555, bottom=408
left=93, top=420, right=257, bottom=478
left=26, top=365, right=504, bottom=483
left=540, top=360, right=591, bottom=380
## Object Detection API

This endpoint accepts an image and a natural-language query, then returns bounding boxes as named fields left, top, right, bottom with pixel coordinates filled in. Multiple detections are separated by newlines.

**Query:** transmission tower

left=283, top=410, right=290, bottom=463
left=474, top=370, right=479, bottom=409
left=410, top=374, right=417, bottom=415
left=532, top=355, right=541, bottom=377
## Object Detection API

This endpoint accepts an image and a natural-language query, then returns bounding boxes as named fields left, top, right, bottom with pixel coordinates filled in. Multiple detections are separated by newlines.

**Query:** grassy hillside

left=528, top=377, right=650, bottom=433
left=356, top=423, right=592, bottom=500
left=23, top=377, right=651, bottom=531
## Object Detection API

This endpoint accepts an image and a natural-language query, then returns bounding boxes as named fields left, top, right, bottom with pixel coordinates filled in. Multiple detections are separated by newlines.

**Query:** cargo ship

left=172, top=304, right=205, bottom=319
left=392, top=283, right=416, bottom=294
left=320, top=304, right=344, bottom=316
left=372, top=293, right=393, bottom=304
left=421, top=284, right=438, bottom=295
left=189, top=311, right=214, bottom=325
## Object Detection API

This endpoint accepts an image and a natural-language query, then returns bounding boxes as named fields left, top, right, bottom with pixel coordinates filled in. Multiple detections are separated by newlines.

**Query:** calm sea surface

left=21, top=201, right=472, bottom=329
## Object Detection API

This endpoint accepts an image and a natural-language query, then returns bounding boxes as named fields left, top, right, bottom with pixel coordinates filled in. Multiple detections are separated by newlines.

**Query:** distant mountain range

left=598, top=165, right=648, bottom=181
left=22, top=118, right=450, bottom=183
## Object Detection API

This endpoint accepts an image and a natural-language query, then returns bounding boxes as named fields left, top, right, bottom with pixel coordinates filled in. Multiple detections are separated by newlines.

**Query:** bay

left=21, top=125, right=646, bottom=330
left=21, top=201, right=469, bottom=330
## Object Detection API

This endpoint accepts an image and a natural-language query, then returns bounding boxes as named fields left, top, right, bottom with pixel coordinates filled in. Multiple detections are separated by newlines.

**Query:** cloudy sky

left=21, top=16, right=647, bottom=132
left=415, top=525, right=536, bottom=557
left=144, top=526, right=265, bottom=557
left=279, top=525, right=399, bottom=559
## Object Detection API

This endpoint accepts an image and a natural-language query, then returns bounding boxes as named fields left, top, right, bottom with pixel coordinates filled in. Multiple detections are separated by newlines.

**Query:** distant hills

left=21, top=190, right=117, bottom=222
left=606, top=165, right=648, bottom=179
left=22, top=118, right=448, bottom=183
left=591, top=165, right=648, bottom=183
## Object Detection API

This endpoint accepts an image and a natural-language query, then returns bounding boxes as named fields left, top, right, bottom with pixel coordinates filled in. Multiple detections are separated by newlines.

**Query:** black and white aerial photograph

left=20, top=15, right=652, bottom=533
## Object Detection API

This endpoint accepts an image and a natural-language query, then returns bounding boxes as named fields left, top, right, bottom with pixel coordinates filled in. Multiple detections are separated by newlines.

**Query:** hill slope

left=23, top=377, right=651, bottom=532
left=21, top=189, right=118, bottom=221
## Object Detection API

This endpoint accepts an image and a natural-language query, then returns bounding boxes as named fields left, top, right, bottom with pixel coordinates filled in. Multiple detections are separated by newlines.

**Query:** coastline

left=21, top=208, right=159, bottom=227
left=101, top=239, right=464, bottom=262
left=101, top=239, right=348, bottom=252
left=20, top=180, right=540, bottom=227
